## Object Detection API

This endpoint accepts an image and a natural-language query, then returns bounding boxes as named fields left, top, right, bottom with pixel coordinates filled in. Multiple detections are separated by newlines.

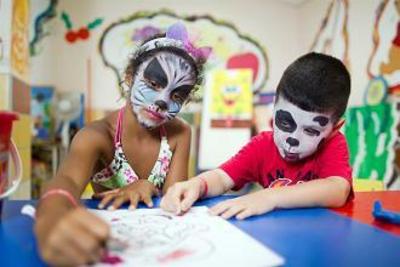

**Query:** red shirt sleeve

left=220, top=133, right=266, bottom=190
left=317, top=132, right=354, bottom=198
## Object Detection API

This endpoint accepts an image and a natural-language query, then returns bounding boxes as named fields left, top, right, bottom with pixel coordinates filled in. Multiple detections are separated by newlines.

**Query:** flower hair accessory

left=138, top=22, right=212, bottom=62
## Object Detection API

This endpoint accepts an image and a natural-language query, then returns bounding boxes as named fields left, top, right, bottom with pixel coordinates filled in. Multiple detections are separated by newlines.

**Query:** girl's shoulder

left=163, top=117, right=191, bottom=146
left=73, top=111, right=119, bottom=152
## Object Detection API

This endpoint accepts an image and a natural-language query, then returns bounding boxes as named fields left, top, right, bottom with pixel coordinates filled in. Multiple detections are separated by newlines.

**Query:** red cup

left=0, top=112, right=19, bottom=194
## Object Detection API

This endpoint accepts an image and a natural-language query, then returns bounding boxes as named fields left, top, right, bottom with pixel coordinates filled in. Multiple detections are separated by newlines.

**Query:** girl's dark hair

left=124, top=34, right=205, bottom=102
left=276, top=52, right=351, bottom=122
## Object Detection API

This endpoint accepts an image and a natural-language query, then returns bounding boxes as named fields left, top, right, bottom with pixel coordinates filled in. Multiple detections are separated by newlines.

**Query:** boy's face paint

left=130, top=51, right=196, bottom=129
left=272, top=97, right=334, bottom=162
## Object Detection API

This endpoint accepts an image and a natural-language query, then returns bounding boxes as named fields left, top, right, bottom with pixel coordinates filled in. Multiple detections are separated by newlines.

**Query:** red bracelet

left=198, top=177, right=208, bottom=198
left=40, top=189, right=79, bottom=208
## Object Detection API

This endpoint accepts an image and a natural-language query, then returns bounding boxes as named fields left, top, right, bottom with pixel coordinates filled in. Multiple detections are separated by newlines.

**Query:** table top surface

left=1, top=192, right=400, bottom=267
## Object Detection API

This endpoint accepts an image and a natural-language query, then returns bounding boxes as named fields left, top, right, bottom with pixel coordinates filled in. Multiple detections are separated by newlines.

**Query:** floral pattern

left=92, top=136, right=172, bottom=190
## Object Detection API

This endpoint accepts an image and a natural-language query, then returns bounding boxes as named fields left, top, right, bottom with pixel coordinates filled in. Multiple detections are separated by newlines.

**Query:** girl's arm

left=162, top=120, right=192, bottom=195
left=35, top=126, right=111, bottom=266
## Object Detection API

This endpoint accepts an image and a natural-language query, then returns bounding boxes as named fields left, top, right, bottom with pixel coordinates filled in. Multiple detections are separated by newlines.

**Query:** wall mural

left=98, top=10, right=269, bottom=98
left=344, top=103, right=399, bottom=188
left=365, top=0, right=400, bottom=104
left=61, top=11, right=103, bottom=44
left=310, top=0, right=350, bottom=68
left=29, top=0, right=58, bottom=56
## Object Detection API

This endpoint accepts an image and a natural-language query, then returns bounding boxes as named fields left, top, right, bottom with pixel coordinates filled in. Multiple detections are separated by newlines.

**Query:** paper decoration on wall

left=365, top=0, right=400, bottom=105
left=29, top=0, right=58, bottom=56
left=99, top=10, right=268, bottom=98
left=31, top=86, right=54, bottom=140
left=344, top=103, right=400, bottom=188
left=90, top=207, right=284, bottom=267
left=208, top=69, right=253, bottom=128
left=310, top=0, right=350, bottom=68
left=11, top=0, right=30, bottom=81
left=61, top=11, right=103, bottom=44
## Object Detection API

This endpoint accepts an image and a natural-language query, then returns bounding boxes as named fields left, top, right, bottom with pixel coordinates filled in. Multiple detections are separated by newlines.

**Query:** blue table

left=1, top=196, right=400, bottom=266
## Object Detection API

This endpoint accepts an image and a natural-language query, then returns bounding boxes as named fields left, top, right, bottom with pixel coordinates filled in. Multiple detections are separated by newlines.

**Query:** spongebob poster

left=208, top=69, right=253, bottom=128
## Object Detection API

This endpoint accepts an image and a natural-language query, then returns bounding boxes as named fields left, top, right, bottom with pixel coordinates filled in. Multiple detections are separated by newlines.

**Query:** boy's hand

left=160, top=178, right=203, bottom=215
left=35, top=207, right=109, bottom=266
left=210, top=189, right=276, bottom=220
left=95, top=180, right=159, bottom=210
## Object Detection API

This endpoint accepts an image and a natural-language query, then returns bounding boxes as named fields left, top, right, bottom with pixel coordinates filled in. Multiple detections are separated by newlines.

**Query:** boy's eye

left=304, top=128, right=320, bottom=136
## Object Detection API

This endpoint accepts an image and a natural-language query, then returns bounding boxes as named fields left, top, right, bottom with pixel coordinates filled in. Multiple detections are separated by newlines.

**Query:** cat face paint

left=130, top=51, right=196, bottom=129
left=272, top=97, right=334, bottom=162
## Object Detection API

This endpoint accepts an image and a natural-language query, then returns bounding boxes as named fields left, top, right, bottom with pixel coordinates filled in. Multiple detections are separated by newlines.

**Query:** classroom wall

left=30, top=0, right=302, bottom=110
left=298, top=0, right=380, bottom=106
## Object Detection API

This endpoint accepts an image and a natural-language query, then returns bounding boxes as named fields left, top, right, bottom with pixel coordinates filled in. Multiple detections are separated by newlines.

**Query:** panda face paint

left=273, top=97, right=334, bottom=162
left=130, top=51, right=196, bottom=129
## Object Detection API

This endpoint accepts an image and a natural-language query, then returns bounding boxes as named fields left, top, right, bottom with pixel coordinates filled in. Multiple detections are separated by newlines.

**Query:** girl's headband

left=137, top=22, right=212, bottom=62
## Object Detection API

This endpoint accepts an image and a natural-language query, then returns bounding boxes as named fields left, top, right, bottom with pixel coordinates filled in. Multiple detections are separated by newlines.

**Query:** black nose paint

left=155, top=100, right=168, bottom=111
left=275, top=110, right=297, bottom=133
left=286, top=137, right=299, bottom=147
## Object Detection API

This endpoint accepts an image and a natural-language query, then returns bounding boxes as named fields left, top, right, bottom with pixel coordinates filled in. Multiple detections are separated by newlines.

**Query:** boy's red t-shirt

left=220, top=131, right=353, bottom=191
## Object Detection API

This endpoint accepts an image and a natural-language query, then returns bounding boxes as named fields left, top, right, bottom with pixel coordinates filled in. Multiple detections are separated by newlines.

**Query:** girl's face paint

left=130, top=51, right=196, bottom=129
left=272, top=97, right=334, bottom=162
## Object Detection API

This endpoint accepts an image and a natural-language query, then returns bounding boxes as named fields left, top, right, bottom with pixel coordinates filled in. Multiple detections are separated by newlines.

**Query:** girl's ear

left=125, top=72, right=134, bottom=89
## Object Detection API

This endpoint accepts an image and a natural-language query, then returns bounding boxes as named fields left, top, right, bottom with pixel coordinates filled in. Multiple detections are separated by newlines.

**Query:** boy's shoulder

left=318, top=131, right=349, bottom=156
left=252, top=130, right=274, bottom=144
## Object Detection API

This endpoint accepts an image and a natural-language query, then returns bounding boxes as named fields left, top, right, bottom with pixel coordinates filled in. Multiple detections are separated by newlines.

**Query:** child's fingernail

left=107, top=206, right=115, bottom=211
left=98, top=204, right=104, bottom=209
left=129, top=206, right=135, bottom=210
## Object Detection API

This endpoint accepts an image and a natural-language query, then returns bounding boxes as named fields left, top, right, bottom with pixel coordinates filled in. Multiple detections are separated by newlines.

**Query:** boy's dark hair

left=276, top=52, right=351, bottom=122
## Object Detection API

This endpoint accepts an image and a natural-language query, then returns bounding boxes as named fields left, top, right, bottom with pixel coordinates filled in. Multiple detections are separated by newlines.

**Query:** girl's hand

left=35, top=207, right=110, bottom=266
left=96, top=180, right=159, bottom=210
left=209, top=189, right=277, bottom=220
left=160, top=178, right=203, bottom=215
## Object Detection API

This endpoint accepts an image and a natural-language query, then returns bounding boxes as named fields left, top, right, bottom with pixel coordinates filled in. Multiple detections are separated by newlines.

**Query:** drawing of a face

left=221, top=85, right=241, bottom=107
left=130, top=51, right=196, bottom=129
left=273, top=97, right=334, bottom=162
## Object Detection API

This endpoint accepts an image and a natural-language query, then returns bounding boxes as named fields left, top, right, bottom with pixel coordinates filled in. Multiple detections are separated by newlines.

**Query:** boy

left=161, top=52, right=352, bottom=220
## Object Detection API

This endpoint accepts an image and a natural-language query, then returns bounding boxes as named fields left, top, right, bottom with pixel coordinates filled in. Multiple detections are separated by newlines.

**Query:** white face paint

left=272, top=97, right=334, bottom=162
left=130, top=51, right=196, bottom=129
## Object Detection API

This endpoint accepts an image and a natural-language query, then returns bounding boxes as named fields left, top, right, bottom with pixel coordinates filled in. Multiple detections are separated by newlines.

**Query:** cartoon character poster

left=208, top=69, right=253, bottom=128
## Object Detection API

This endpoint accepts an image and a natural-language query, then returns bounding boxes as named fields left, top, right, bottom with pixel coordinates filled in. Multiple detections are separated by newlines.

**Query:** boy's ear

left=328, top=118, right=345, bottom=139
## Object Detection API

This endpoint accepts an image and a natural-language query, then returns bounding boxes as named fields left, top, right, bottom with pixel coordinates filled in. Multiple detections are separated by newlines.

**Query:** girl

left=35, top=23, right=209, bottom=266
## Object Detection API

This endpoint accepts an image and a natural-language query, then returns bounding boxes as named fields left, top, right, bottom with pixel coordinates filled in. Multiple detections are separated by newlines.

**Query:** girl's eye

left=145, top=79, right=161, bottom=90
left=172, top=93, right=184, bottom=103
